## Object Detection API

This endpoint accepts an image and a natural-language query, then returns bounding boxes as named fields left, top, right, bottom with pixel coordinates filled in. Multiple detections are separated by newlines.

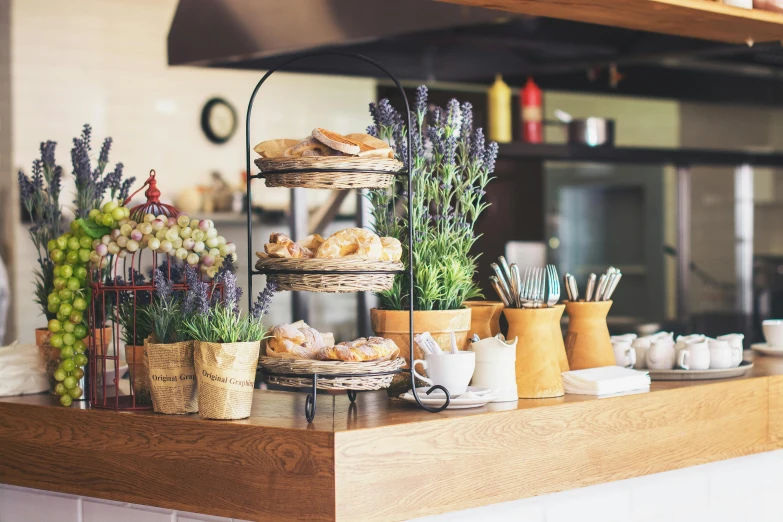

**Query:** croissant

left=318, top=337, right=400, bottom=362
left=380, top=237, right=402, bottom=262
left=265, top=323, right=328, bottom=360
left=316, top=228, right=382, bottom=260
left=266, top=233, right=311, bottom=258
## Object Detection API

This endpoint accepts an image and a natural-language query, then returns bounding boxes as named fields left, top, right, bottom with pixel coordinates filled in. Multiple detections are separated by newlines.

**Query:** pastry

left=311, top=128, right=361, bottom=155
left=380, top=237, right=402, bottom=262
left=296, top=234, right=325, bottom=253
left=265, top=232, right=312, bottom=258
left=254, top=139, right=301, bottom=158
left=358, top=147, right=394, bottom=159
left=284, top=137, right=335, bottom=157
left=318, top=337, right=400, bottom=362
left=315, top=228, right=382, bottom=260
left=345, top=133, right=389, bottom=151
left=265, top=322, right=326, bottom=359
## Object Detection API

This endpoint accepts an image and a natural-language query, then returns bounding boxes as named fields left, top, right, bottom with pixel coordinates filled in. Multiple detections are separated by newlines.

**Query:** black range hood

left=168, top=0, right=783, bottom=105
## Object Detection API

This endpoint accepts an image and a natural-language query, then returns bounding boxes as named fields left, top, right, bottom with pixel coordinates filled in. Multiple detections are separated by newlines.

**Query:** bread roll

left=265, top=323, right=326, bottom=360
left=380, top=237, right=402, bottom=262
left=345, top=133, right=389, bottom=151
left=311, top=128, right=361, bottom=155
left=284, top=137, right=335, bottom=157
left=315, top=228, right=382, bottom=260
left=296, top=234, right=325, bottom=254
left=318, top=337, right=400, bottom=362
left=254, top=138, right=300, bottom=158
left=266, top=233, right=311, bottom=258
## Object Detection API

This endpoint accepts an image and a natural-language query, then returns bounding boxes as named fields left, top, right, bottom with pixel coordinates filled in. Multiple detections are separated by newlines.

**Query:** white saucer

left=401, top=389, right=496, bottom=409
left=413, top=386, right=492, bottom=398
left=751, top=343, right=783, bottom=356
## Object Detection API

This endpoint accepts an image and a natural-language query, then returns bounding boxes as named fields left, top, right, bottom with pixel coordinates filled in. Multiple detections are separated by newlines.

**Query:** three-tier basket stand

left=245, top=51, right=451, bottom=422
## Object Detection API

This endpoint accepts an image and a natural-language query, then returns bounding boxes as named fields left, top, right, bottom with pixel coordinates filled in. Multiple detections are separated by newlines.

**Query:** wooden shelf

left=437, top=0, right=783, bottom=43
left=1, top=354, right=783, bottom=521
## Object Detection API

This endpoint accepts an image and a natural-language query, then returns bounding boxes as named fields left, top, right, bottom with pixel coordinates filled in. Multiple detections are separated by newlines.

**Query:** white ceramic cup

left=611, top=333, right=638, bottom=343
left=412, top=351, right=476, bottom=396
left=646, top=339, right=676, bottom=370
left=632, top=337, right=651, bottom=369
left=717, top=333, right=744, bottom=367
left=763, top=320, right=783, bottom=347
left=708, top=338, right=741, bottom=369
left=677, top=338, right=711, bottom=370
left=612, top=340, right=636, bottom=368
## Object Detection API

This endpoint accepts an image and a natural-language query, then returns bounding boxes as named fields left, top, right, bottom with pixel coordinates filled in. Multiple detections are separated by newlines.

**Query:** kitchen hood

left=168, top=0, right=783, bottom=105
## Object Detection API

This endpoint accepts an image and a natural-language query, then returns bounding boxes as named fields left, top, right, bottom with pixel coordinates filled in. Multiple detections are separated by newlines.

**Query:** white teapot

left=470, top=334, right=518, bottom=402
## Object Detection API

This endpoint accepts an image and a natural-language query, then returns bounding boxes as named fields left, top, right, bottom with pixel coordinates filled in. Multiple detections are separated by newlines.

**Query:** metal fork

left=521, top=266, right=545, bottom=307
left=546, top=264, right=560, bottom=307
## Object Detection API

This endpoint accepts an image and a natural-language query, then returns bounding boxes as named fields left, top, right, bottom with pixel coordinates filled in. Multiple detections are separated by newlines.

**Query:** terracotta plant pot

left=125, top=344, right=151, bottom=405
left=89, top=326, right=113, bottom=356
left=504, top=307, right=564, bottom=398
left=463, top=301, right=504, bottom=339
left=564, top=300, right=615, bottom=370
left=35, top=327, right=59, bottom=393
left=370, top=308, right=471, bottom=396
left=550, top=304, right=569, bottom=372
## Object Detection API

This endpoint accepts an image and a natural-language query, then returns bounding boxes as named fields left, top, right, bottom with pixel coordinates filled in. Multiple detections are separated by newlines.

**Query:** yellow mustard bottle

left=487, top=73, right=512, bottom=143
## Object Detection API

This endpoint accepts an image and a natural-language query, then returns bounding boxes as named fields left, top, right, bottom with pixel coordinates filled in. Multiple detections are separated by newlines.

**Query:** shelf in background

left=499, top=142, right=783, bottom=166
left=437, top=0, right=783, bottom=43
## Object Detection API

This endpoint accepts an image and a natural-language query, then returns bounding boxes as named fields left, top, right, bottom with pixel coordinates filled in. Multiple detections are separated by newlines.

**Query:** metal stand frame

left=244, top=51, right=450, bottom=422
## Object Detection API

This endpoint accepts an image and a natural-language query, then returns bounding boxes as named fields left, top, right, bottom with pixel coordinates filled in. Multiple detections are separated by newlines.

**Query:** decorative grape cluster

left=88, top=208, right=236, bottom=279
left=46, top=221, right=92, bottom=407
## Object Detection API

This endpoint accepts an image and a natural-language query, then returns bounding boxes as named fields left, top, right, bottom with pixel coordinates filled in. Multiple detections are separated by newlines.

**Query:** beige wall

left=9, top=0, right=375, bottom=342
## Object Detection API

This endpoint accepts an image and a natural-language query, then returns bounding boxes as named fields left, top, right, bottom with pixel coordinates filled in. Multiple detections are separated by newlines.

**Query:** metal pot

left=567, top=118, right=615, bottom=147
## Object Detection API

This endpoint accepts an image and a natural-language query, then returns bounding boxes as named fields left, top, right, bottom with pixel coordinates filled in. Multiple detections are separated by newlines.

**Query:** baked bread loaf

left=315, top=228, right=382, bottom=260
left=265, top=233, right=312, bottom=258
left=318, top=337, right=400, bottom=362
left=345, top=133, right=389, bottom=151
left=265, top=322, right=326, bottom=359
left=380, top=237, right=402, bottom=262
left=284, top=137, right=335, bottom=157
left=311, top=128, right=361, bottom=155
left=296, top=234, right=325, bottom=253
left=254, top=138, right=300, bottom=158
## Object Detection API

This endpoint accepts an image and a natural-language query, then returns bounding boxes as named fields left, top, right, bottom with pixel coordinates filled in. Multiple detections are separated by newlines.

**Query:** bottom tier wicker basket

left=258, top=356, right=405, bottom=391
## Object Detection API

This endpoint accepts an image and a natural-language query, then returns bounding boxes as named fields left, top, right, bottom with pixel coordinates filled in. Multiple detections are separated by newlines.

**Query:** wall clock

left=201, top=97, right=237, bottom=144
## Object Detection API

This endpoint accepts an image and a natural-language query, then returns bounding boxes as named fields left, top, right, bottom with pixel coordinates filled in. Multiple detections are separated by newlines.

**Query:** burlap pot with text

left=194, top=340, right=260, bottom=420
left=143, top=337, right=198, bottom=415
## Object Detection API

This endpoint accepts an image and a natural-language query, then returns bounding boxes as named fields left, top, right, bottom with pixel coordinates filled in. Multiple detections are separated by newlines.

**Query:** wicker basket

left=255, top=257, right=403, bottom=292
left=255, top=156, right=402, bottom=189
left=259, top=356, right=405, bottom=390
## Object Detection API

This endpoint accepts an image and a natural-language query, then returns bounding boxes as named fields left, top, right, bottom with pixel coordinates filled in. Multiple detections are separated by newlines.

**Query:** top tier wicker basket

left=254, top=156, right=403, bottom=190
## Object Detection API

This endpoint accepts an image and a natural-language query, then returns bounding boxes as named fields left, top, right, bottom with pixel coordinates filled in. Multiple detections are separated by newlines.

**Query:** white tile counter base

left=1, top=449, right=781, bottom=521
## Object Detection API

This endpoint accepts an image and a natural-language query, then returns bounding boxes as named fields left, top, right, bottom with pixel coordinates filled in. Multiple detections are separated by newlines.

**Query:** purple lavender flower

left=426, top=125, right=444, bottom=156
left=40, top=141, right=57, bottom=170
left=119, top=177, right=135, bottom=201
left=444, top=135, right=457, bottom=166
left=460, top=102, right=473, bottom=139
left=470, top=127, right=486, bottom=164
left=366, top=125, right=379, bottom=138
left=183, top=265, right=210, bottom=315
left=251, top=280, right=277, bottom=319
left=446, top=99, right=460, bottom=130
left=153, top=269, right=173, bottom=301
left=369, top=102, right=380, bottom=129
left=415, top=85, right=428, bottom=116
left=377, top=99, right=398, bottom=129
left=431, top=106, right=443, bottom=127
left=483, top=142, right=499, bottom=173
left=17, top=171, right=34, bottom=204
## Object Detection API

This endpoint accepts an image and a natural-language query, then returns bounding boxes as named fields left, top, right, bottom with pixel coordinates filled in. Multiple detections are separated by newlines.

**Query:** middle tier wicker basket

left=255, top=257, right=403, bottom=292
left=255, top=156, right=403, bottom=190
left=259, top=356, right=406, bottom=391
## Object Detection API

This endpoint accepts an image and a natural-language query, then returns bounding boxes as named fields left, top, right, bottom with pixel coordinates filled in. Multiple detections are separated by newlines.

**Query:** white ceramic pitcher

left=470, top=334, right=518, bottom=402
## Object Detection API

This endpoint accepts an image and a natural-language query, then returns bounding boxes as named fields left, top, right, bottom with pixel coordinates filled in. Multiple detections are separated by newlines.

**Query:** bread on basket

left=258, top=228, right=401, bottom=262
left=265, top=322, right=399, bottom=362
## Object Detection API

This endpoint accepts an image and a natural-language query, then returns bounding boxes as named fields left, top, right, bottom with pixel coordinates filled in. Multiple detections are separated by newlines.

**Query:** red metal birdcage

left=124, top=169, right=179, bottom=223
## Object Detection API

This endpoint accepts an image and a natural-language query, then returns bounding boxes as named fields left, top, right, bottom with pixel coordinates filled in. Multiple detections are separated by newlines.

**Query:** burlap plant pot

left=194, top=340, right=260, bottom=420
left=143, top=337, right=198, bottom=415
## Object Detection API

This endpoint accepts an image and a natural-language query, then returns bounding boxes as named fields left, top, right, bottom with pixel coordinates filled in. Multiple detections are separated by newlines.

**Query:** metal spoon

left=585, top=273, right=597, bottom=302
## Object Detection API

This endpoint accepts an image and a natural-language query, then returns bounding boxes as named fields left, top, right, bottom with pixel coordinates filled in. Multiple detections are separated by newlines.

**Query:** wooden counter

left=0, top=353, right=781, bottom=522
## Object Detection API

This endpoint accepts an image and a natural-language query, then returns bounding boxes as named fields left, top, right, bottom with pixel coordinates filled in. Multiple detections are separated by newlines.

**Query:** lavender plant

left=70, top=124, right=135, bottom=219
left=367, top=86, right=497, bottom=310
left=18, top=141, right=64, bottom=320
left=181, top=267, right=274, bottom=344
left=145, top=269, right=187, bottom=344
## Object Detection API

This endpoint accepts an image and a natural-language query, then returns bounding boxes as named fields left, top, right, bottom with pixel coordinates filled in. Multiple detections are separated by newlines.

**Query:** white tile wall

left=9, top=0, right=376, bottom=343
left=3, top=450, right=783, bottom=521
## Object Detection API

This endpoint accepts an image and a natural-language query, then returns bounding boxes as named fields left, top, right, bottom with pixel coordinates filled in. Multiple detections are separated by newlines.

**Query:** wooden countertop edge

left=0, top=365, right=782, bottom=521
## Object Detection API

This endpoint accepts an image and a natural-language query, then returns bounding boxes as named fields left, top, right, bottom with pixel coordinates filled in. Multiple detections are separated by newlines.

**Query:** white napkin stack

left=562, top=366, right=651, bottom=396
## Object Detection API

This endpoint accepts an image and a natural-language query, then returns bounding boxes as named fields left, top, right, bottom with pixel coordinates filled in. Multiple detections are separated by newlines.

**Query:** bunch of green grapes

left=46, top=221, right=92, bottom=407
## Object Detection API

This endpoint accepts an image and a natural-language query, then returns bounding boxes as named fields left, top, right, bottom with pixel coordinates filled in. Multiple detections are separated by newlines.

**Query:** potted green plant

left=367, top=86, right=497, bottom=377
left=116, top=277, right=154, bottom=405
left=182, top=267, right=274, bottom=419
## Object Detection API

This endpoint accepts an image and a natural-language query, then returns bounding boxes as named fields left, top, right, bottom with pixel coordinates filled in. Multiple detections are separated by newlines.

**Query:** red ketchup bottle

left=521, top=78, right=543, bottom=144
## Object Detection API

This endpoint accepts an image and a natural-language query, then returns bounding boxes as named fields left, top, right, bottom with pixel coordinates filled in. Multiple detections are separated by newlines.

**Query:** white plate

left=401, top=390, right=497, bottom=409
left=648, top=360, right=753, bottom=381
left=413, top=386, right=492, bottom=398
left=751, top=343, right=783, bottom=356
